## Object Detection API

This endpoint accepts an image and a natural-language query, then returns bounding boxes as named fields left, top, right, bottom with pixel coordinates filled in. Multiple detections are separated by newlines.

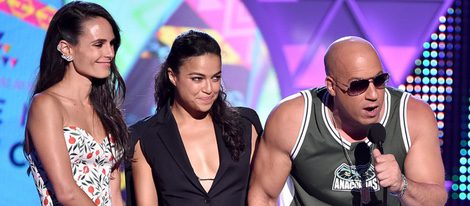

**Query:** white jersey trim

left=399, top=92, right=412, bottom=152
left=322, top=88, right=391, bottom=150
left=277, top=176, right=295, bottom=206
left=322, top=93, right=353, bottom=150
left=381, top=88, right=391, bottom=126
left=290, top=90, right=313, bottom=159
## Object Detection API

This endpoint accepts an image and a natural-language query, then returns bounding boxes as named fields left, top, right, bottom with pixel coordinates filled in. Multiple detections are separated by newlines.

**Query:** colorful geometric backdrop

left=0, top=0, right=467, bottom=205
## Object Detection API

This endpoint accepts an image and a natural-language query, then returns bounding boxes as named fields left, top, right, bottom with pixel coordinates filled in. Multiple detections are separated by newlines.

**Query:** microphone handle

left=378, top=141, right=384, bottom=154
left=383, top=187, right=387, bottom=206
left=377, top=141, right=387, bottom=206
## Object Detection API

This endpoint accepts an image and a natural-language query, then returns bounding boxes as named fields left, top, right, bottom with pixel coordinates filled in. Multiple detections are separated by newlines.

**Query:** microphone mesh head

left=367, top=123, right=386, bottom=143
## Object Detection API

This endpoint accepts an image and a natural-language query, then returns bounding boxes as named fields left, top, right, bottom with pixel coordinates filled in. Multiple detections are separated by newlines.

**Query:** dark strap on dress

left=236, top=107, right=263, bottom=136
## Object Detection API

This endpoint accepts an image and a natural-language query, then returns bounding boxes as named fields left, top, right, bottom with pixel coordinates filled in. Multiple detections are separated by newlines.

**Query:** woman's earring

left=57, top=44, right=73, bottom=62
left=61, top=54, right=73, bottom=62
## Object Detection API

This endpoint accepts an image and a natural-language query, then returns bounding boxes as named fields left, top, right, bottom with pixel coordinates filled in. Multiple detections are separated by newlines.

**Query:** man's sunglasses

left=333, top=73, right=389, bottom=96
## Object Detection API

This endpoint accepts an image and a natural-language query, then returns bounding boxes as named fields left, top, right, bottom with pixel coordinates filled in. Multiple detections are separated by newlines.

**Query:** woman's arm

left=110, top=168, right=124, bottom=206
left=27, top=94, right=94, bottom=205
left=132, top=140, right=158, bottom=206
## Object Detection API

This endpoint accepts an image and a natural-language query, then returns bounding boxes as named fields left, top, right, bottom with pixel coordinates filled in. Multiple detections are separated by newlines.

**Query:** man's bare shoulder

left=406, top=95, right=435, bottom=123
left=269, top=93, right=305, bottom=122
left=406, top=95, right=438, bottom=142
left=263, top=93, right=305, bottom=153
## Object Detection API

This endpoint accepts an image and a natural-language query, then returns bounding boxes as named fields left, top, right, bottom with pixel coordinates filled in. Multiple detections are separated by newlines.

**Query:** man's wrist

left=390, top=174, right=408, bottom=198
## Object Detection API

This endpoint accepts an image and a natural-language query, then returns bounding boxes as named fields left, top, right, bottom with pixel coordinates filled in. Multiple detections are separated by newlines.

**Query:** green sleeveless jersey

left=278, top=87, right=411, bottom=206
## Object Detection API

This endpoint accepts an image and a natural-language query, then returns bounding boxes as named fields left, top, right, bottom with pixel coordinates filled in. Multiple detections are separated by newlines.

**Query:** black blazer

left=125, top=104, right=262, bottom=206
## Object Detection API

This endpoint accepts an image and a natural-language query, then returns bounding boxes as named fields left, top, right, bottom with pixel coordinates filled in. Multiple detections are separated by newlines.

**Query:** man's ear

left=168, top=68, right=176, bottom=86
left=326, top=76, right=336, bottom=96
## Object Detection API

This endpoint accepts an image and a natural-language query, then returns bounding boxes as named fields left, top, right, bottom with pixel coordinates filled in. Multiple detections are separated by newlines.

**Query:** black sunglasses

left=334, top=73, right=389, bottom=96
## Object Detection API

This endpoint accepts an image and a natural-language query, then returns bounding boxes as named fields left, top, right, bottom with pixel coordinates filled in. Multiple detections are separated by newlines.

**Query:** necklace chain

left=329, top=110, right=355, bottom=167
left=330, top=109, right=372, bottom=204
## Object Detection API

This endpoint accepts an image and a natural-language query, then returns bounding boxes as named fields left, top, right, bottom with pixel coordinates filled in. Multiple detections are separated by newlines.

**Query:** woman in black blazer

left=126, top=30, right=262, bottom=206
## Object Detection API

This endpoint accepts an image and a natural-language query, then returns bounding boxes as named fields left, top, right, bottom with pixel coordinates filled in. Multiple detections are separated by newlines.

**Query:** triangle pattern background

left=243, top=0, right=453, bottom=96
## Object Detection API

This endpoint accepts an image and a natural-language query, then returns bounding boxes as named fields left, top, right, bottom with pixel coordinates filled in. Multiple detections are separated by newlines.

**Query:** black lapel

left=209, top=121, right=230, bottom=191
left=155, top=105, right=206, bottom=194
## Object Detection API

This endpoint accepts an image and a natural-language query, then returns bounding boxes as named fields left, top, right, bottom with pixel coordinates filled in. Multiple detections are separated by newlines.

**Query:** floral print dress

left=26, top=126, right=122, bottom=206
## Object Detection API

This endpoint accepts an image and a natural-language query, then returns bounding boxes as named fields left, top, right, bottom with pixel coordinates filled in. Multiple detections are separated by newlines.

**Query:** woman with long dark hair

left=24, top=1, right=128, bottom=205
left=127, top=30, right=262, bottom=205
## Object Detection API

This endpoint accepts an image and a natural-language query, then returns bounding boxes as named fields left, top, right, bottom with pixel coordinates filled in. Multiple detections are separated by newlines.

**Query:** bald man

left=248, top=36, right=447, bottom=205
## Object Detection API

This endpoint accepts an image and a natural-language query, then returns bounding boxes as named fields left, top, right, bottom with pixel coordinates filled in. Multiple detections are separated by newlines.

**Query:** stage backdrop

left=0, top=0, right=455, bottom=205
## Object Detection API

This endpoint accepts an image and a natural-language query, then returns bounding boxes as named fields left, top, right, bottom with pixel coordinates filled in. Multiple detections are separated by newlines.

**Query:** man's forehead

left=330, top=52, right=382, bottom=76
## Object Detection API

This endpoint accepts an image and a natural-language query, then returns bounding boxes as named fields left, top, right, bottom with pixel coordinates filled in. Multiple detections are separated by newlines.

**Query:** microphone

left=354, top=142, right=372, bottom=204
left=367, top=123, right=386, bottom=154
left=367, top=123, right=387, bottom=206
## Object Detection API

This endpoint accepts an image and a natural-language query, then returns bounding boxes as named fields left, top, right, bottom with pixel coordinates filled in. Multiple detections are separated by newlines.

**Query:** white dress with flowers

left=26, top=126, right=122, bottom=206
